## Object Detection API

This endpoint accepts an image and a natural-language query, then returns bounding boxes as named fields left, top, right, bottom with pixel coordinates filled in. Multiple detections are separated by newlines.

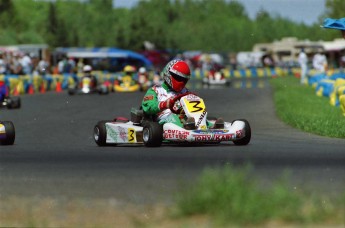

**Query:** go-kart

left=114, top=75, right=140, bottom=92
left=0, top=121, right=15, bottom=145
left=1, top=96, right=21, bottom=109
left=68, top=77, right=108, bottom=95
left=1, top=83, right=21, bottom=109
left=202, top=70, right=231, bottom=87
left=93, top=92, right=251, bottom=147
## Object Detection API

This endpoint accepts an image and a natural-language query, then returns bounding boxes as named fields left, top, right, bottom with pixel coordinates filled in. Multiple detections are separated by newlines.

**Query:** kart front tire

left=0, top=121, right=15, bottom=145
left=94, top=121, right=108, bottom=146
left=233, top=119, right=251, bottom=146
left=143, top=122, right=163, bottom=147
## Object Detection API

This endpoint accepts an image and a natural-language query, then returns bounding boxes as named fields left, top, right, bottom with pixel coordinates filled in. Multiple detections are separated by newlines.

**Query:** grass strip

left=269, top=75, right=345, bottom=138
left=174, top=165, right=345, bottom=226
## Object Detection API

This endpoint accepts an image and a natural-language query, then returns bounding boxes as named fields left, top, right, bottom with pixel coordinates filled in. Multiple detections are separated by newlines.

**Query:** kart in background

left=0, top=84, right=21, bottom=109
left=0, top=121, right=15, bottom=145
left=93, top=92, right=251, bottom=147
left=202, top=70, right=231, bottom=87
left=68, top=77, right=108, bottom=95
left=114, top=75, right=141, bottom=92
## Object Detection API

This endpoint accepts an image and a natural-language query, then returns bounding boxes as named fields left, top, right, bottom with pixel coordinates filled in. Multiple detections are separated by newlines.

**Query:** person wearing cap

left=322, top=17, right=345, bottom=39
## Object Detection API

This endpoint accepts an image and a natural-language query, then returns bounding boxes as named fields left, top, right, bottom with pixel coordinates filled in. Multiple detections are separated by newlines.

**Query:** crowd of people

left=0, top=51, right=50, bottom=76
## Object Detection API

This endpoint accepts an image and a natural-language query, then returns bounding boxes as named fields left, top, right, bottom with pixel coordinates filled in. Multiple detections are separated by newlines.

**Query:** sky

left=113, top=0, right=327, bottom=25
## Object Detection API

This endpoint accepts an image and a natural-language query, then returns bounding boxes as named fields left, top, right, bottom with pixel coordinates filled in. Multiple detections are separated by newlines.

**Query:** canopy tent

left=55, top=47, right=153, bottom=67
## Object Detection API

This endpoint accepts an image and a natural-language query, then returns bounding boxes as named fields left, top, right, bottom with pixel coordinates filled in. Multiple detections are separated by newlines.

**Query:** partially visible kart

left=0, top=83, right=21, bottom=109
left=202, top=70, right=231, bottom=87
left=114, top=75, right=140, bottom=92
left=68, top=77, right=108, bottom=95
left=94, top=92, right=251, bottom=147
left=1, top=96, right=21, bottom=109
left=0, top=121, right=15, bottom=145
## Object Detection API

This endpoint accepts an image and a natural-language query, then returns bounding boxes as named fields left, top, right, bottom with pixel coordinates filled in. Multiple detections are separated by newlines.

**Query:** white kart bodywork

left=102, top=119, right=246, bottom=144
left=94, top=93, right=250, bottom=146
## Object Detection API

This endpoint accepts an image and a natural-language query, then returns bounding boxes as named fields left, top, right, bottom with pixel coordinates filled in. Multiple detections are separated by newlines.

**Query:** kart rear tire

left=94, top=121, right=109, bottom=146
left=0, top=121, right=15, bottom=145
left=233, top=119, right=251, bottom=146
left=68, top=88, right=76, bottom=95
left=142, top=122, right=163, bottom=147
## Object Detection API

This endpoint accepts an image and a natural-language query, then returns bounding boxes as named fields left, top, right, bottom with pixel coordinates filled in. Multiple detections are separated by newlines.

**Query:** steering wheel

left=169, top=91, right=197, bottom=114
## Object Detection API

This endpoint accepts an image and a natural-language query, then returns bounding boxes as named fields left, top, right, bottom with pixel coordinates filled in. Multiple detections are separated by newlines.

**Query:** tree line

left=0, top=0, right=343, bottom=52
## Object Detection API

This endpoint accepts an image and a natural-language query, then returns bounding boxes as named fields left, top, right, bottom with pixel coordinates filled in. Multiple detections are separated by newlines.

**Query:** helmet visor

left=171, top=72, right=188, bottom=83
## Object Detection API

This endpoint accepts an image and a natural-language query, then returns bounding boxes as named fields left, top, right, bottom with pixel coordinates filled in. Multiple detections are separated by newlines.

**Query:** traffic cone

left=28, top=84, right=34, bottom=94
left=40, top=82, right=46, bottom=93
left=13, top=85, right=20, bottom=96
left=55, top=80, right=62, bottom=93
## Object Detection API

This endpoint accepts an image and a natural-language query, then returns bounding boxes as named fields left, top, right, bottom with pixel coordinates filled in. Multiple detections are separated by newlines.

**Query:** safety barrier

left=309, top=70, right=345, bottom=116
left=2, top=67, right=344, bottom=116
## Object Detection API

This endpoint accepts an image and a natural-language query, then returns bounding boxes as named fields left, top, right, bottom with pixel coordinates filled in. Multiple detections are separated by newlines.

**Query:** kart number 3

left=184, top=99, right=205, bottom=113
left=128, top=128, right=136, bottom=143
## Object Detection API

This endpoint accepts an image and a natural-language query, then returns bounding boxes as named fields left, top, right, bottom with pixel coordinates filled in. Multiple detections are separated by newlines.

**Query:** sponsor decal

left=236, top=130, right=243, bottom=138
left=193, top=129, right=229, bottom=134
left=106, top=125, right=119, bottom=142
left=143, top=95, right=154, bottom=101
left=118, top=126, right=127, bottom=141
left=193, top=133, right=234, bottom=141
left=195, top=110, right=207, bottom=128
left=164, top=129, right=189, bottom=140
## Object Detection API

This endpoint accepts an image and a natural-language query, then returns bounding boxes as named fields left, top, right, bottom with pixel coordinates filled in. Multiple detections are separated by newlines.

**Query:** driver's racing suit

left=142, top=82, right=188, bottom=127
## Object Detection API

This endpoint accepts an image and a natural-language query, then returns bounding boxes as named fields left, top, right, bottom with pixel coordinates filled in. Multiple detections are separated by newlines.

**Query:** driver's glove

left=158, top=98, right=173, bottom=111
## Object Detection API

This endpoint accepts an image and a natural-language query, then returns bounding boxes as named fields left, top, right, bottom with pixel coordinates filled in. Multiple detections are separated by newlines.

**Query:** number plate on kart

left=182, top=97, right=206, bottom=113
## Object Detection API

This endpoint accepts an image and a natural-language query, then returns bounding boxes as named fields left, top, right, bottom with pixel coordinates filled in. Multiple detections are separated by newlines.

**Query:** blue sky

left=113, top=0, right=326, bottom=25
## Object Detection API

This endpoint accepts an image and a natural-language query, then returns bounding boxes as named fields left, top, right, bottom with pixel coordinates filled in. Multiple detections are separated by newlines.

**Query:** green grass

left=270, top=75, right=345, bottom=138
left=173, top=166, right=345, bottom=226
left=173, top=78, right=345, bottom=226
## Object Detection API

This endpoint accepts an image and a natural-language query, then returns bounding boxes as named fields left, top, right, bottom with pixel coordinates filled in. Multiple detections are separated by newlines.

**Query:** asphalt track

left=1, top=79, right=344, bottom=205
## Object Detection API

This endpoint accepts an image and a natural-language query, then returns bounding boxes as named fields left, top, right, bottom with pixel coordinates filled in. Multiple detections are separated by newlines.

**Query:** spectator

left=20, top=53, right=33, bottom=75
left=0, top=52, right=6, bottom=75
left=298, top=48, right=308, bottom=84
left=312, top=51, right=327, bottom=73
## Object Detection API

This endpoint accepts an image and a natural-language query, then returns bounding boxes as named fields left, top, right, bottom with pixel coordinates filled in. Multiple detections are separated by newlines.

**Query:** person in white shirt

left=312, top=51, right=327, bottom=73
left=298, top=48, right=308, bottom=84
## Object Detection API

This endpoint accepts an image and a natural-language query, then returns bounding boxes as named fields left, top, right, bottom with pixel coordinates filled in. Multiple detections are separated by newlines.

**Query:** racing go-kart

left=1, top=96, right=21, bottom=109
left=202, top=70, right=231, bottom=87
left=93, top=92, right=251, bottom=147
left=0, top=121, right=15, bottom=145
left=68, top=76, right=108, bottom=95
left=114, top=75, right=141, bottom=92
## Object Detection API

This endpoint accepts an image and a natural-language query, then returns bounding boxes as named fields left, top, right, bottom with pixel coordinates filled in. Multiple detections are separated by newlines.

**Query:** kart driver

left=81, top=65, right=98, bottom=88
left=142, top=59, right=224, bottom=130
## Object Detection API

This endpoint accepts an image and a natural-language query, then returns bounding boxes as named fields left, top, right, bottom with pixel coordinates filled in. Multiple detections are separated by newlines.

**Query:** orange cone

left=13, top=85, right=20, bottom=96
left=40, top=82, right=46, bottom=93
left=55, top=80, right=62, bottom=93
left=28, top=84, right=34, bottom=94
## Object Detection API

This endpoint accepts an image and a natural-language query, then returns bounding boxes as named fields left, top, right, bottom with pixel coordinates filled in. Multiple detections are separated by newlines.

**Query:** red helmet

left=162, top=60, right=191, bottom=92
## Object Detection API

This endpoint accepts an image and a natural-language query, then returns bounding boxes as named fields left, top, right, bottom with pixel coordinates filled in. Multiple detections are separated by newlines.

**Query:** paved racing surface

left=1, top=80, right=345, bottom=204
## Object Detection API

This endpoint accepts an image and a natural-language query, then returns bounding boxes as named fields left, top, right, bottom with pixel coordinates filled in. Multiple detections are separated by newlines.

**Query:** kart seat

left=130, top=106, right=157, bottom=125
